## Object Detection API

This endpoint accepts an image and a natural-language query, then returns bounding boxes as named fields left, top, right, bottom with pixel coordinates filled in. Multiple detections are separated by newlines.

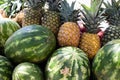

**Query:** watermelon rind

left=0, top=55, right=13, bottom=80
left=46, top=46, right=90, bottom=80
left=4, top=24, right=56, bottom=63
left=0, top=18, right=20, bottom=47
left=12, top=62, right=44, bottom=80
left=93, top=39, right=120, bottom=80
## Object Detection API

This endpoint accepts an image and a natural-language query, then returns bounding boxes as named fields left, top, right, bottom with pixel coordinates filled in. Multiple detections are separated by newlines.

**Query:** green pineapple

left=22, top=0, right=45, bottom=26
left=79, top=0, right=105, bottom=59
left=41, top=0, right=60, bottom=35
left=102, top=0, right=120, bottom=45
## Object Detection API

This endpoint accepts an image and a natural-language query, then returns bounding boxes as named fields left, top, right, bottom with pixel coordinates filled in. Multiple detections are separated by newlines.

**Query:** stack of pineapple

left=22, top=0, right=61, bottom=36
left=58, top=0, right=104, bottom=59
left=79, top=0, right=120, bottom=59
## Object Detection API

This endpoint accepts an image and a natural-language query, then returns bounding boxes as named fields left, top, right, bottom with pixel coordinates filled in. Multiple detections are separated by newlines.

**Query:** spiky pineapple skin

left=102, top=25, right=120, bottom=45
left=79, top=33, right=101, bottom=59
left=41, top=11, right=60, bottom=35
left=58, top=22, right=80, bottom=47
left=22, top=8, right=42, bottom=27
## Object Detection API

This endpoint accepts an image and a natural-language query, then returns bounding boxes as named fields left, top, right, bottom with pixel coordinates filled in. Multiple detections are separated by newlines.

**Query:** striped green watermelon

left=12, top=62, right=44, bottom=80
left=93, top=39, right=120, bottom=80
left=0, top=18, right=20, bottom=47
left=46, top=46, right=90, bottom=80
left=0, top=55, right=13, bottom=80
left=4, top=24, right=56, bottom=63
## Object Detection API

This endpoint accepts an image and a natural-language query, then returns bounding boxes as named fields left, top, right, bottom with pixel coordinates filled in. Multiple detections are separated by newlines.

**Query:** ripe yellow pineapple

left=41, top=0, right=60, bottom=35
left=58, top=22, right=80, bottom=47
left=80, top=33, right=100, bottom=59
left=57, top=0, right=80, bottom=47
left=22, top=0, right=45, bottom=27
left=79, top=0, right=105, bottom=59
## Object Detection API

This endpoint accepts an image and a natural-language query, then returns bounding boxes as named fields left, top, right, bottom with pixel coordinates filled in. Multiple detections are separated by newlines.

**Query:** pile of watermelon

left=0, top=8, right=120, bottom=80
left=0, top=18, right=56, bottom=79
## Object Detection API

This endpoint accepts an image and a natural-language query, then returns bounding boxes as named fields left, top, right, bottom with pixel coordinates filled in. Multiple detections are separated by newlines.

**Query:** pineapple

left=22, top=0, right=45, bottom=26
left=57, top=0, right=80, bottom=47
left=41, top=0, right=60, bottom=35
left=102, top=0, right=120, bottom=45
left=79, top=0, right=105, bottom=59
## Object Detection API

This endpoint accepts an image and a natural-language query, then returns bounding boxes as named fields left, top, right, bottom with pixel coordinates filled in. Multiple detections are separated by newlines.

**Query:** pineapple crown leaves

left=80, top=0, right=106, bottom=33
left=9, top=0, right=24, bottom=18
left=47, top=0, right=61, bottom=11
left=59, top=0, right=80, bottom=23
left=26, top=0, right=46, bottom=9
left=0, top=0, right=25, bottom=18
left=0, top=0, right=7, bottom=5
left=103, top=0, right=120, bottom=25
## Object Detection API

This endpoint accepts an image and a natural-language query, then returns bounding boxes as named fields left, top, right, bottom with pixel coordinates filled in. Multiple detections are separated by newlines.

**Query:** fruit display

left=5, top=24, right=56, bottom=63
left=46, top=46, right=90, bottom=80
left=41, top=0, right=60, bottom=35
left=12, top=62, right=44, bottom=80
left=93, top=40, right=120, bottom=80
left=57, top=0, right=80, bottom=47
left=0, top=0, right=120, bottom=79
left=79, top=0, right=104, bottom=59
left=0, top=55, right=13, bottom=80
left=0, top=18, right=20, bottom=47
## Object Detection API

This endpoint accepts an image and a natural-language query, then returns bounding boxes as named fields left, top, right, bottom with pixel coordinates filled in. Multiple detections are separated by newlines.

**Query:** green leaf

left=0, top=3, right=7, bottom=9
left=71, top=1, right=75, bottom=11
left=81, top=4, right=93, bottom=20
left=59, top=0, right=78, bottom=22
left=0, top=0, right=5, bottom=5
left=81, top=0, right=103, bottom=18
left=103, top=1, right=111, bottom=8
left=91, top=0, right=103, bottom=17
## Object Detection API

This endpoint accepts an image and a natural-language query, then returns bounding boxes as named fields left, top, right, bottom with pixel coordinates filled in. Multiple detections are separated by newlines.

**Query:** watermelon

left=0, top=18, right=20, bottom=47
left=12, top=62, right=44, bottom=80
left=4, top=24, right=56, bottom=63
left=0, top=55, right=13, bottom=80
left=45, top=46, right=90, bottom=80
left=92, top=39, right=120, bottom=80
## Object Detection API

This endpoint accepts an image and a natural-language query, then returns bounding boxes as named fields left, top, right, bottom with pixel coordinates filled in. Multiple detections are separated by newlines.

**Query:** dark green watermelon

left=12, top=62, right=44, bottom=80
left=93, top=39, right=120, bottom=80
left=0, top=55, right=13, bottom=80
left=46, top=46, right=90, bottom=80
left=0, top=18, right=20, bottom=47
left=4, top=24, right=56, bottom=63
